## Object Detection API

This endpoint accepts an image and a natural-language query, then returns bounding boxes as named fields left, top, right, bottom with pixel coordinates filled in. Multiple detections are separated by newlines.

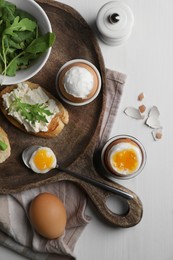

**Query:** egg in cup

left=101, top=135, right=146, bottom=180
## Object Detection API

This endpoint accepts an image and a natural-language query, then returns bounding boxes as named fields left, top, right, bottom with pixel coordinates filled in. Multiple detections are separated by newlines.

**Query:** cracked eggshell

left=148, top=106, right=160, bottom=117
left=152, top=128, right=163, bottom=141
left=124, top=107, right=144, bottom=120
left=138, top=92, right=145, bottom=101
left=145, top=106, right=161, bottom=128
left=138, top=104, right=146, bottom=114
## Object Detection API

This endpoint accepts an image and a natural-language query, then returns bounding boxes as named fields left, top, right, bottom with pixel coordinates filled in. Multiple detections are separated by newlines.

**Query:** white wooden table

left=1, top=0, right=173, bottom=259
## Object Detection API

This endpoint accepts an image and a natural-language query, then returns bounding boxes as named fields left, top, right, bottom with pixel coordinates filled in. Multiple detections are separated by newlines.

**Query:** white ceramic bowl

left=0, top=0, right=52, bottom=85
left=55, top=59, right=102, bottom=106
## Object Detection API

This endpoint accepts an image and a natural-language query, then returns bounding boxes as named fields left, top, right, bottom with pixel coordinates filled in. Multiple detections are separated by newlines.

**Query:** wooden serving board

left=0, top=0, right=143, bottom=227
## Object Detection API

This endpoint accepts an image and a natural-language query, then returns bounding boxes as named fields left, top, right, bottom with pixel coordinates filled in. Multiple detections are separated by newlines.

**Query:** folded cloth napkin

left=0, top=68, right=126, bottom=260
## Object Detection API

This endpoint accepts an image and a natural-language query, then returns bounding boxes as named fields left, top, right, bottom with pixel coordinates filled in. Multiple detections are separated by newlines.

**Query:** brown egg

left=58, top=62, right=99, bottom=103
left=29, top=192, right=67, bottom=239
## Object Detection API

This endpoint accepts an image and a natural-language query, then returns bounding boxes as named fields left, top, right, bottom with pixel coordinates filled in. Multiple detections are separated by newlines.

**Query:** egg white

left=63, top=66, right=94, bottom=98
left=108, top=142, right=142, bottom=175
left=29, top=147, right=57, bottom=174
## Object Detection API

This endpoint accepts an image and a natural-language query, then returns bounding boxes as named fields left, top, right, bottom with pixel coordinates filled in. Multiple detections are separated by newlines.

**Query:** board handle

left=58, top=173, right=143, bottom=227
left=80, top=180, right=143, bottom=227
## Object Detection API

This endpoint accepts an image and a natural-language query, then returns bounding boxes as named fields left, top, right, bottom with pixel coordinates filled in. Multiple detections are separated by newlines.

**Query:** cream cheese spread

left=63, top=66, right=94, bottom=98
left=2, top=82, right=59, bottom=133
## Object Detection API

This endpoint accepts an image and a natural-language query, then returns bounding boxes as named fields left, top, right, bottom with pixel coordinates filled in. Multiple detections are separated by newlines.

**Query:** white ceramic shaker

left=96, top=1, right=134, bottom=46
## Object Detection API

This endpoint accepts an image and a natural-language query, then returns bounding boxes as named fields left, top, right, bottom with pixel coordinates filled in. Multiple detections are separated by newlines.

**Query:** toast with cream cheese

left=0, top=82, right=69, bottom=138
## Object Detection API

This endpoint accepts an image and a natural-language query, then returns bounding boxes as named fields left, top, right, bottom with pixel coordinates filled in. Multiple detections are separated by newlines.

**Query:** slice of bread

left=0, top=82, right=69, bottom=138
left=0, top=127, right=11, bottom=163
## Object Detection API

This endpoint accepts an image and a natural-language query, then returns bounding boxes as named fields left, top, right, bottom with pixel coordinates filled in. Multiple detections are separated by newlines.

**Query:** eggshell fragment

left=29, top=193, right=67, bottom=239
left=145, top=106, right=161, bottom=128
left=138, top=92, right=144, bottom=101
left=148, top=106, right=160, bottom=117
left=152, top=128, right=163, bottom=141
left=138, top=105, right=146, bottom=113
left=124, top=107, right=144, bottom=120
left=156, top=132, right=162, bottom=139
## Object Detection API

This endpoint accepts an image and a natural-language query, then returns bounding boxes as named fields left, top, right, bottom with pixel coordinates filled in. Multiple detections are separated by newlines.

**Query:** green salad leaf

left=3, top=16, right=37, bottom=35
left=0, top=139, right=8, bottom=151
left=10, top=97, right=53, bottom=124
left=0, top=0, right=56, bottom=77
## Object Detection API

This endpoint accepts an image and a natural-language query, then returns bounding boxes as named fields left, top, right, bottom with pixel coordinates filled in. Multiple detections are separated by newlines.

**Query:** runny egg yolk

left=112, top=148, right=139, bottom=174
left=33, top=149, right=54, bottom=171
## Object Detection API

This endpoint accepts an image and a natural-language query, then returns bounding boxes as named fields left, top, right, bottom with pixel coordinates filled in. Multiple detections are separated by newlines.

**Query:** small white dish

left=55, top=59, right=102, bottom=106
left=0, top=0, right=52, bottom=85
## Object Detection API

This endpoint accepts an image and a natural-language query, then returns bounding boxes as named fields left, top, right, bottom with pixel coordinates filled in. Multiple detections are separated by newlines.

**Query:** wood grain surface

left=0, top=0, right=143, bottom=227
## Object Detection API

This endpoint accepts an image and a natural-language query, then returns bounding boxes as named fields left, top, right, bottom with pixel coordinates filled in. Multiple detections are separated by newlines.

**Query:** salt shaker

left=96, top=1, right=134, bottom=46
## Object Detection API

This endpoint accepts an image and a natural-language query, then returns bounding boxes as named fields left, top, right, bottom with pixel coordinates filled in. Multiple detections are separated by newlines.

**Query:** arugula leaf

left=4, top=32, right=55, bottom=76
left=6, top=57, right=17, bottom=76
left=25, top=32, right=56, bottom=54
left=0, top=1, right=16, bottom=24
left=6, top=53, right=39, bottom=76
left=11, top=31, right=36, bottom=44
left=4, top=16, right=37, bottom=35
left=0, top=139, right=8, bottom=151
left=0, top=0, right=5, bottom=6
left=7, top=38, right=22, bottom=49
left=10, top=97, right=53, bottom=124
left=0, top=62, right=3, bottom=74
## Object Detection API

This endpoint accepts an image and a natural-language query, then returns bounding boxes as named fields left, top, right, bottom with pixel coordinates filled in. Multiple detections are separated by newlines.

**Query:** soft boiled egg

left=29, top=192, right=67, bottom=239
left=29, top=147, right=57, bottom=174
left=108, top=142, right=142, bottom=175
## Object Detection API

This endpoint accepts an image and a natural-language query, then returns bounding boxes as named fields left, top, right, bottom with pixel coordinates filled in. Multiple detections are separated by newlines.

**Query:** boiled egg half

left=29, top=147, right=57, bottom=174
left=108, top=142, right=142, bottom=175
